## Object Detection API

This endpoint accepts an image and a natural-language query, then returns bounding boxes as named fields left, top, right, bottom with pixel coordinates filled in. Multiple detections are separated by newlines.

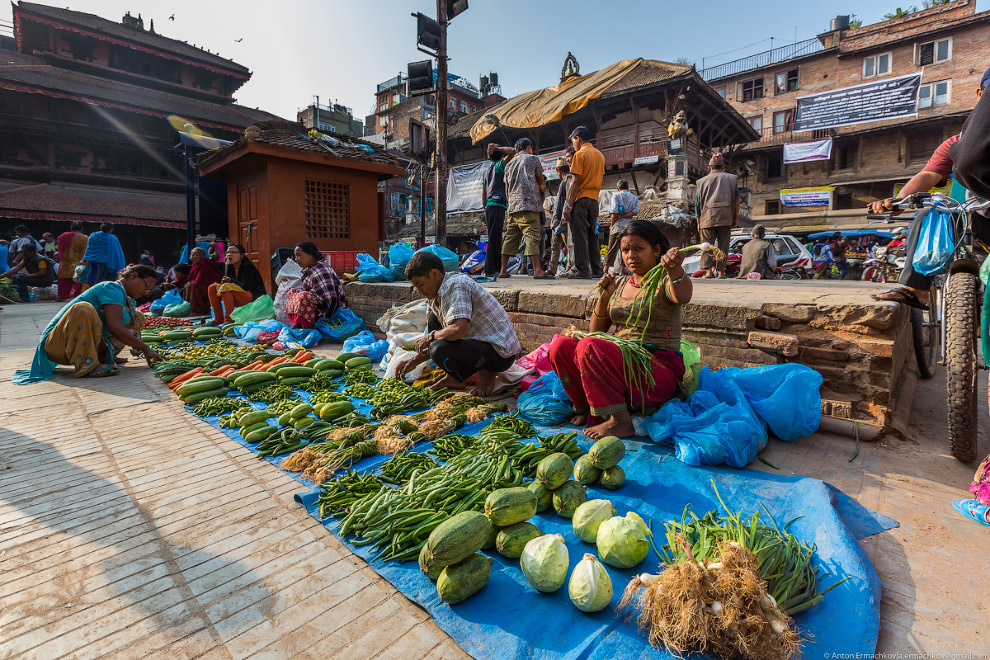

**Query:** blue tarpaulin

left=189, top=375, right=894, bottom=660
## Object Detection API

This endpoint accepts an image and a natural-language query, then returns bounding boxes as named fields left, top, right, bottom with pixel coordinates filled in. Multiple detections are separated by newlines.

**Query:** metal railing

left=377, top=75, right=406, bottom=93
left=700, top=38, right=826, bottom=82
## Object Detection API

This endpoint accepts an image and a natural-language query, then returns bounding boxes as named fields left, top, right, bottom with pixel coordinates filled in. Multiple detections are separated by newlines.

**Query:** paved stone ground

left=1, top=301, right=987, bottom=659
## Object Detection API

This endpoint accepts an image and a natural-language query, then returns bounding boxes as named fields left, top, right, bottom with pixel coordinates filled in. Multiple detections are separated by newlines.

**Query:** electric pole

left=434, top=0, right=449, bottom=247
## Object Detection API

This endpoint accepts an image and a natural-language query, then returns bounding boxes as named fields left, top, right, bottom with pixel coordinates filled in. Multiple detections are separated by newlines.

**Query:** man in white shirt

left=603, top=180, right=640, bottom=271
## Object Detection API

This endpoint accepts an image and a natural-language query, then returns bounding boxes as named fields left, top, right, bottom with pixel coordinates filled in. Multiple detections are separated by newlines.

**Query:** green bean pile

left=316, top=470, right=384, bottom=518
left=246, top=384, right=300, bottom=403
left=309, top=390, right=350, bottom=405
left=343, top=383, right=378, bottom=399
left=344, top=368, right=379, bottom=386
left=190, top=396, right=252, bottom=418
left=299, top=371, right=345, bottom=393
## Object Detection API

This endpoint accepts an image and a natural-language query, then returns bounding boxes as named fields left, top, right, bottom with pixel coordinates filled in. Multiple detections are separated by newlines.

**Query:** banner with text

left=780, top=186, right=834, bottom=207
left=446, top=161, right=488, bottom=213
left=540, top=149, right=568, bottom=181
left=783, top=137, right=833, bottom=163
left=793, top=74, right=921, bottom=131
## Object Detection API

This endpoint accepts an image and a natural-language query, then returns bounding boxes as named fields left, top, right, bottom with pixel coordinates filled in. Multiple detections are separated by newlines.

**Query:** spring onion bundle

left=565, top=330, right=657, bottom=398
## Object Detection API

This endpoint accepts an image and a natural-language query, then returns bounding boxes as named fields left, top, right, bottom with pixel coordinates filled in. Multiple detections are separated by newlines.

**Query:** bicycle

left=890, top=192, right=990, bottom=462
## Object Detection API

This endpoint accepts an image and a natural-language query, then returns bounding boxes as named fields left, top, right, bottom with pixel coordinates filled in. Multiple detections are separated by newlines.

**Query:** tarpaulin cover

left=469, top=59, right=688, bottom=144
left=184, top=367, right=893, bottom=660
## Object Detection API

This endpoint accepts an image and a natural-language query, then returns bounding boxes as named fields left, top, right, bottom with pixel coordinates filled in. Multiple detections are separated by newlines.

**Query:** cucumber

left=244, top=426, right=277, bottom=443
left=233, top=372, right=276, bottom=388
left=277, top=412, right=292, bottom=427
left=345, top=356, right=372, bottom=370
left=304, top=358, right=323, bottom=368
left=278, top=376, right=311, bottom=387
left=537, top=453, right=573, bottom=490
left=290, top=403, right=313, bottom=420
left=268, top=362, right=302, bottom=373
left=419, top=543, right=444, bottom=580
left=496, top=522, right=542, bottom=559
left=437, top=553, right=493, bottom=604
left=293, top=416, right=315, bottom=429
left=162, top=330, right=192, bottom=341
left=335, top=352, right=360, bottom=364
left=176, top=377, right=227, bottom=397
left=318, top=401, right=355, bottom=421
left=426, top=511, right=491, bottom=566
left=314, top=359, right=344, bottom=371
left=573, top=455, right=602, bottom=485
left=552, top=481, right=588, bottom=518
left=240, top=421, right=271, bottom=437
left=588, top=436, right=625, bottom=470
left=192, top=328, right=221, bottom=339
left=239, top=410, right=274, bottom=427
left=180, top=387, right=228, bottom=403
left=484, top=487, right=538, bottom=527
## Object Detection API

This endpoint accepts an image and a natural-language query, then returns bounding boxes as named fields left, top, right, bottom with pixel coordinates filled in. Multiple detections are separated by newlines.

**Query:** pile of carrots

left=165, top=350, right=315, bottom=391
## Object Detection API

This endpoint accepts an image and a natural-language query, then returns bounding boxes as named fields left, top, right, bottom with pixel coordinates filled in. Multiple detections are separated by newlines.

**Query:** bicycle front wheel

left=944, top=272, right=979, bottom=462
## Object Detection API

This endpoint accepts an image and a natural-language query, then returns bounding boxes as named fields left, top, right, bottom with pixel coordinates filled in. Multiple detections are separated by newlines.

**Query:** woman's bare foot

left=585, top=411, right=635, bottom=439
left=428, top=374, right=465, bottom=391
left=115, top=357, right=128, bottom=364
left=568, top=412, right=588, bottom=426
left=468, top=370, right=498, bottom=397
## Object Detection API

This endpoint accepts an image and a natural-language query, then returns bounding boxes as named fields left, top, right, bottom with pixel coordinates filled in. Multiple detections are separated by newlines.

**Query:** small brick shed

left=198, top=121, right=403, bottom=292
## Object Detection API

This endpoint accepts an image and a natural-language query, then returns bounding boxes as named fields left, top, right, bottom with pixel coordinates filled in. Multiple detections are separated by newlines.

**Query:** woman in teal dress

left=13, top=265, right=165, bottom=384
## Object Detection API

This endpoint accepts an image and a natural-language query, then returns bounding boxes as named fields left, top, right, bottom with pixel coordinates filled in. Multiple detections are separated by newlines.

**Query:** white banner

left=783, top=137, right=833, bottom=164
left=780, top=186, right=834, bottom=207
left=446, top=161, right=489, bottom=213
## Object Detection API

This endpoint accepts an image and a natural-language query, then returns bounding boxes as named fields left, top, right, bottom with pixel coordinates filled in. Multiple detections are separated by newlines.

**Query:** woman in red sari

left=56, top=221, right=88, bottom=300
left=184, top=247, right=222, bottom=314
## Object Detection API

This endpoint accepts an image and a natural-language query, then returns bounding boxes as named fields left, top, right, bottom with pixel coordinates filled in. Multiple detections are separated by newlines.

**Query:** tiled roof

left=197, top=121, right=401, bottom=168
left=16, top=2, right=249, bottom=75
left=0, top=181, right=186, bottom=226
left=0, top=63, right=278, bottom=129
left=601, top=60, right=693, bottom=96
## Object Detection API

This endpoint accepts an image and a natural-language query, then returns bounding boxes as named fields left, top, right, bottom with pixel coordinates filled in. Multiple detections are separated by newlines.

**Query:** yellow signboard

left=893, top=182, right=951, bottom=197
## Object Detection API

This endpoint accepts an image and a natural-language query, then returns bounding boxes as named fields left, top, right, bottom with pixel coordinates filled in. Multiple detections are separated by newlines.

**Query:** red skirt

left=547, top=335, right=684, bottom=418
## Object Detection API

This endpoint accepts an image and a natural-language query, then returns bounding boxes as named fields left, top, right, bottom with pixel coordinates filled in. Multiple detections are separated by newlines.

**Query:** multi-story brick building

left=297, top=101, right=363, bottom=137
left=703, top=0, right=989, bottom=231
left=0, top=2, right=276, bottom=258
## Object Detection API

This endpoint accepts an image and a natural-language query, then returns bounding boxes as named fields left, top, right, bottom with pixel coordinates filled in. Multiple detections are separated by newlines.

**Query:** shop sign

left=780, top=186, right=834, bottom=207
left=793, top=74, right=921, bottom=131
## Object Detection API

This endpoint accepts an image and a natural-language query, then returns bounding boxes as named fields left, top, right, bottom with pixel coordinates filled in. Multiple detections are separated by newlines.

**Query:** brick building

left=0, top=2, right=276, bottom=260
left=703, top=0, right=989, bottom=231
left=297, top=101, right=362, bottom=137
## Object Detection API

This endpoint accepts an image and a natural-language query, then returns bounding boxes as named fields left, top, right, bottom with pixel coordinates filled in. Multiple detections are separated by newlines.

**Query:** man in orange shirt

left=563, top=126, right=605, bottom=278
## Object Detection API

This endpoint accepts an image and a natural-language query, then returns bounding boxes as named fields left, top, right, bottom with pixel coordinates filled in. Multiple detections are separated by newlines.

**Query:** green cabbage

left=520, top=533, right=569, bottom=592
left=572, top=499, right=616, bottom=543
left=568, top=553, right=613, bottom=612
left=596, top=514, right=649, bottom=568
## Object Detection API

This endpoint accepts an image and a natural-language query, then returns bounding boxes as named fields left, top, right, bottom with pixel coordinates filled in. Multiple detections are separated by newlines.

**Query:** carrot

left=265, top=357, right=288, bottom=370
left=217, top=367, right=237, bottom=378
left=169, top=367, right=204, bottom=386
left=209, top=366, right=231, bottom=376
left=292, top=351, right=313, bottom=363
left=241, top=361, right=263, bottom=371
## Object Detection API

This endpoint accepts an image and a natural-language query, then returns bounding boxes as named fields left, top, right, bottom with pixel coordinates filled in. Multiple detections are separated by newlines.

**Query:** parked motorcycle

left=860, top=246, right=905, bottom=283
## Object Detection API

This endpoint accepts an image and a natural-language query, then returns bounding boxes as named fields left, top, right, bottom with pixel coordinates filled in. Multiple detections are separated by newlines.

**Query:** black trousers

left=898, top=211, right=990, bottom=290
left=484, top=205, right=506, bottom=276
left=427, top=312, right=514, bottom=381
left=570, top=197, right=603, bottom=277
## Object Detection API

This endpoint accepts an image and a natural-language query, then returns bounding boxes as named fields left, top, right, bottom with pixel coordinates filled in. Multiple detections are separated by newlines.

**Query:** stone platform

left=344, top=278, right=911, bottom=430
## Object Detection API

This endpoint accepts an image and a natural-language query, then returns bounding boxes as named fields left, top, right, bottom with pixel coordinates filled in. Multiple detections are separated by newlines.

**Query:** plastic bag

left=236, top=318, right=283, bottom=342
left=388, top=244, right=416, bottom=281
left=230, top=294, right=275, bottom=323
left=377, top=299, right=429, bottom=338
left=316, top=308, right=365, bottom=341
left=150, top=289, right=182, bottom=315
left=163, top=301, right=191, bottom=318
left=680, top=339, right=702, bottom=395
left=384, top=347, right=429, bottom=381
left=517, top=371, right=573, bottom=425
left=342, top=330, right=389, bottom=362
left=912, top=208, right=955, bottom=276
left=355, top=253, right=394, bottom=283
left=277, top=326, right=323, bottom=349
left=516, top=338, right=556, bottom=376
left=273, top=259, right=304, bottom=326
left=416, top=245, right=459, bottom=272
left=718, top=364, right=823, bottom=441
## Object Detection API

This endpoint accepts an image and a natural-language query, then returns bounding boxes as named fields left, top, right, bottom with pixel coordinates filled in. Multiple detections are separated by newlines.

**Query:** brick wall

left=344, top=281, right=910, bottom=428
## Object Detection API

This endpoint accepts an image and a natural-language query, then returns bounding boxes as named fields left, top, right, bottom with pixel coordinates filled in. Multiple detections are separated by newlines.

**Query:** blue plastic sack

left=355, top=253, right=394, bottom=283
left=388, top=244, right=416, bottom=281
left=517, top=371, right=573, bottom=425
left=277, top=326, right=322, bottom=349
left=236, top=318, right=283, bottom=343
left=150, top=289, right=182, bottom=315
left=645, top=364, right=822, bottom=468
left=912, top=208, right=955, bottom=275
left=342, top=330, right=389, bottom=362
left=416, top=245, right=459, bottom=272
left=316, top=308, right=365, bottom=341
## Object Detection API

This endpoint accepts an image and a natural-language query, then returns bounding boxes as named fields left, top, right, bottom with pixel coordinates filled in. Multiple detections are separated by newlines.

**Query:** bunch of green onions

left=655, top=482, right=850, bottom=617
left=566, top=330, right=657, bottom=396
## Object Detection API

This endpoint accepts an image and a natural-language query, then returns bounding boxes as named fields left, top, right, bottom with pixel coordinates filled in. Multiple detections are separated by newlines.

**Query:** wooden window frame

left=304, top=180, right=350, bottom=240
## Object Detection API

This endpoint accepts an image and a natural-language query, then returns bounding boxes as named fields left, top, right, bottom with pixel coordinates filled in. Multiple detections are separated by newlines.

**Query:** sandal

left=85, top=365, right=117, bottom=378
left=952, top=498, right=990, bottom=529
left=533, top=273, right=555, bottom=280
left=872, top=287, right=928, bottom=310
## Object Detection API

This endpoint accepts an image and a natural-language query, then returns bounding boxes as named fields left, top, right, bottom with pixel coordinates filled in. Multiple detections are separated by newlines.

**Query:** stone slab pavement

left=1, top=301, right=988, bottom=659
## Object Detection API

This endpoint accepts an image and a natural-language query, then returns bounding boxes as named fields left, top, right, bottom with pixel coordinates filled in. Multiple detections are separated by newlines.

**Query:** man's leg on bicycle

left=874, top=216, right=932, bottom=307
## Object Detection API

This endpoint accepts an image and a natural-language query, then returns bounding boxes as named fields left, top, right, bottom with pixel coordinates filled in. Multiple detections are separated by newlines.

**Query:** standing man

left=604, top=179, right=640, bottom=271
left=563, top=126, right=605, bottom=279
left=695, top=153, right=739, bottom=278
left=830, top=232, right=849, bottom=279
left=7, top=225, right=42, bottom=267
left=482, top=143, right=514, bottom=277
left=738, top=225, right=777, bottom=280
left=396, top=251, right=521, bottom=397
left=500, top=138, right=551, bottom=279
left=548, top=156, right=572, bottom=276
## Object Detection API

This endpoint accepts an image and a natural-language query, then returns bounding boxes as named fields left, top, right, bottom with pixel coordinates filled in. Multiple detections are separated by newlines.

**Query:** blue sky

left=15, top=0, right=990, bottom=124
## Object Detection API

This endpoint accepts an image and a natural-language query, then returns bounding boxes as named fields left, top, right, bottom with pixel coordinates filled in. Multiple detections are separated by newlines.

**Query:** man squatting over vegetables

left=395, top=251, right=521, bottom=397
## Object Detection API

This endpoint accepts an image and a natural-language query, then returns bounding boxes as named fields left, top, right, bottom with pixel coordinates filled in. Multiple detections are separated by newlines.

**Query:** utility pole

left=434, top=0, right=449, bottom=247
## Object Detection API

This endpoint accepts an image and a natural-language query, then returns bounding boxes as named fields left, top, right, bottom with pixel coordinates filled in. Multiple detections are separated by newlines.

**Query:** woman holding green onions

left=548, top=220, right=691, bottom=439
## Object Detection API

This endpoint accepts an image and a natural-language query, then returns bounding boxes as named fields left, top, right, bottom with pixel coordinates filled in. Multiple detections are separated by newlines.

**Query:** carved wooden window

left=305, top=180, right=350, bottom=239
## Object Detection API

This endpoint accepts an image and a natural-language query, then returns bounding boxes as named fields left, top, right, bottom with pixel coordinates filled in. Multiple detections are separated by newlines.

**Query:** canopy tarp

left=807, top=229, right=895, bottom=239
left=470, top=59, right=648, bottom=144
